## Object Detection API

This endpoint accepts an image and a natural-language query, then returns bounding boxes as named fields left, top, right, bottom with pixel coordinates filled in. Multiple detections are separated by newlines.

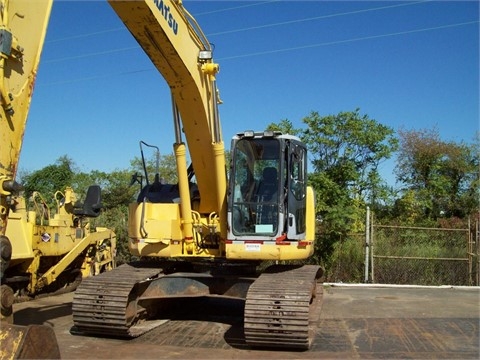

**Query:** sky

left=20, top=0, right=479, bottom=186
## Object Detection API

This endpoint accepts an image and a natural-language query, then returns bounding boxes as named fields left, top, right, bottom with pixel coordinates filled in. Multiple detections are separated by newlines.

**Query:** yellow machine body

left=5, top=187, right=116, bottom=295
left=110, top=0, right=316, bottom=262
left=0, top=2, right=62, bottom=359
left=0, top=0, right=53, bottom=235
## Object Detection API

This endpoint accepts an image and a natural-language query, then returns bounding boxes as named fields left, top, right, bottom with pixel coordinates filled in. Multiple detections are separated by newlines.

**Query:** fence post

left=468, top=217, right=472, bottom=286
left=371, top=210, right=375, bottom=283
left=477, top=219, right=479, bottom=286
left=364, top=206, right=370, bottom=283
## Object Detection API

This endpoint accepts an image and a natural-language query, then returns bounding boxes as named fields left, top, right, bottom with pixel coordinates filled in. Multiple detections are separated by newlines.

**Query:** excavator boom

left=0, top=0, right=52, bottom=236
left=0, top=1, right=62, bottom=359
left=109, top=0, right=226, bottom=216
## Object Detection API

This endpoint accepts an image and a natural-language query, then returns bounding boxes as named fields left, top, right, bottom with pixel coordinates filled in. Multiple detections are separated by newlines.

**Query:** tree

left=302, top=109, right=398, bottom=204
left=267, top=119, right=301, bottom=137
left=268, top=109, right=398, bottom=262
left=21, top=155, right=75, bottom=203
left=129, top=153, right=178, bottom=185
left=304, top=110, right=398, bottom=264
left=395, top=128, right=479, bottom=219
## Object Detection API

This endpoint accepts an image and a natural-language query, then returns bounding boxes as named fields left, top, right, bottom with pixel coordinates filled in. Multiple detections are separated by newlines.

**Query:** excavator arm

left=109, top=0, right=226, bottom=217
left=0, top=0, right=52, bottom=237
left=0, top=1, right=61, bottom=359
left=0, top=0, right=53, bottom=279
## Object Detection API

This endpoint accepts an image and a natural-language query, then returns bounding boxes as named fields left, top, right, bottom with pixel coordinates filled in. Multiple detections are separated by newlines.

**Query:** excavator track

left=244, top=264, right=323, bottom=350
left=72, top=263, right=165, bottom=338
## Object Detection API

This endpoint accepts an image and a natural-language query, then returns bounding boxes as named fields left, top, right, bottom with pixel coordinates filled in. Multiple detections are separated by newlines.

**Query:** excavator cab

left=228, top=131, right=309, bottom=242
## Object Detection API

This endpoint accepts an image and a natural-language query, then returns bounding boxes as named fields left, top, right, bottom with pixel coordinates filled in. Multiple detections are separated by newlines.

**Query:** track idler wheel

left=0, top=284, right=14, bottom=320
left=0, top=235, right=12, bottom=280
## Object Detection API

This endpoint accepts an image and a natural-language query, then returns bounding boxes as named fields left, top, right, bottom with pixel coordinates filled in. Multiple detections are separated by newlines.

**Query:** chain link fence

left=326, top=210, right=479, bottom=286
left=371, top=227, right=475, bottom=286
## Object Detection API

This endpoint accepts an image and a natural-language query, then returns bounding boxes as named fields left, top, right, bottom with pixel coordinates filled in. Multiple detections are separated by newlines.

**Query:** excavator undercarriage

left=72, top=261, right=323, bottom=350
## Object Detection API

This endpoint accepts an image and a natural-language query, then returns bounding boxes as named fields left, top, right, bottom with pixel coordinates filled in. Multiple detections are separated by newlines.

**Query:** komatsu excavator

left=1, top=0, right=322, bottom=354
left=71, top=0, right=322, bottom=350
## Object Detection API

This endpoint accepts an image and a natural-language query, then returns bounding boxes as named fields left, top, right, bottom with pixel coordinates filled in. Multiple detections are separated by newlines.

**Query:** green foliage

left=302, top=109, right=398, bottom=198
left=269, top=109, right=398, bottom=264
left=94, top=206, right=134, bottom=265
left=267, top=119, right=301, bottom=137
left=326, top=234, right=365, bottom=283
left=94, top=170, right=137, bottom=209
left=395, top=128, right=479, bottom=219
left=372, top=224, right=470, bottom=285
left=391, top=189, right=424, bottom=225
left=130, top=153, right=178, bottom=185
left=21, top=156, right=75, bottom=207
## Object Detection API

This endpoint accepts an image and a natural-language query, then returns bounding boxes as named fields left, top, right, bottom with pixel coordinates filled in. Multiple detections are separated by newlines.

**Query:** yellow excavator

left=71, top=0, right=322, bottom=350
left=2, top=0, right=322, bottom=355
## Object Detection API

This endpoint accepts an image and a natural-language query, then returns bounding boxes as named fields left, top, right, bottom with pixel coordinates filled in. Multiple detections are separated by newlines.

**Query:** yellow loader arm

left=0, top=0, right=53, bottom=235
left=0, top=3, right=60, bottom=360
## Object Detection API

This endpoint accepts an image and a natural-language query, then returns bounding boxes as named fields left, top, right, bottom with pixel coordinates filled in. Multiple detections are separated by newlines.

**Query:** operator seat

left=73, top=185, right=102, bottom=218
left=256, top=167, right=278, bottom=201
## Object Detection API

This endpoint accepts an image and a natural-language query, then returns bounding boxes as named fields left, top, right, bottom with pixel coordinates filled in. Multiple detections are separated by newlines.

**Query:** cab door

left=286, top=141, right=307, bottom=240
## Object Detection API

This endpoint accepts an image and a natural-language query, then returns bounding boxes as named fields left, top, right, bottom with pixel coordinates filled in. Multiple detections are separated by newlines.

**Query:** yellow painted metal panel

left=5, top=213, right=33, bottom=259
left=109, top=0, right=225, bottom=215
left=0, top=0, right=53, bottom=234
left=226, top=242, right=314, bottom=261
left=306, top=186, right=316, bottom=242
left=128, top=202, right=182, bottom=241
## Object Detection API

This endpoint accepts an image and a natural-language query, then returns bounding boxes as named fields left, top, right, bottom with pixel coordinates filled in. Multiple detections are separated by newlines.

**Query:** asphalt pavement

left=8, top=284, right=480, bottom=359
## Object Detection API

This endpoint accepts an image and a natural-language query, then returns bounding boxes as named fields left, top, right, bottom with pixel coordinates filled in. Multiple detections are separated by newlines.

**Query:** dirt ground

left=8, top=284, right=480, bottom=359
